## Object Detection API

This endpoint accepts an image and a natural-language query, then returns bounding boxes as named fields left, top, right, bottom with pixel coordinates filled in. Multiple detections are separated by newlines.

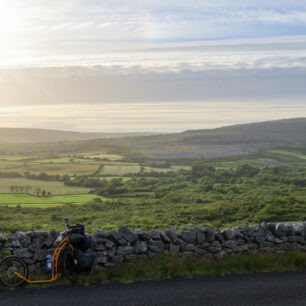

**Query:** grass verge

left=85, top=251, right=306, bottom=284
left=1, top=251, right=305, bottom=289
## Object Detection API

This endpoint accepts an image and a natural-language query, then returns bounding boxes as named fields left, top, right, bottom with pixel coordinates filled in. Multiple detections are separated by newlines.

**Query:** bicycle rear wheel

left=63, top=248, right=94, bottom=282
left=0, top=256, right=29, bottom=287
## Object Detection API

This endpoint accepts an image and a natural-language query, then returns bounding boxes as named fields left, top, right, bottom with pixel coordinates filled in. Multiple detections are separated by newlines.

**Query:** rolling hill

left=101, top=117, right=306, bottom=159
left=0, top=128, right=157, bottom=144
left=0, top=118, right=305, bottom=159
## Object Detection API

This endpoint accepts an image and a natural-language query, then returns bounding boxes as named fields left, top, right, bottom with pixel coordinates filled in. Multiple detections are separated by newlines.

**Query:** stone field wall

left=0, top=222, right=305, bottom=273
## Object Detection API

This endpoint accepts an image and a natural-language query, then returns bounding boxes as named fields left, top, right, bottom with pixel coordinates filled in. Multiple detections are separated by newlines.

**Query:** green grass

left=0, top=193, right=105, bottom=207
left=3, top=163, right=101, bottom=176
left=84, top=153, right=123, bottom=161
left=0, top=178, right=90, bottom=195
left=30, top=158, right=96, bottom=164
left=1, top=251, right=304, bottom=290
left=87, top=251, right=306, bottom=284
left=267, top=149, right=306, bottom=160
left=98, top=164, right=189, bottom=176
left=98, top=164, right=142, bottom=175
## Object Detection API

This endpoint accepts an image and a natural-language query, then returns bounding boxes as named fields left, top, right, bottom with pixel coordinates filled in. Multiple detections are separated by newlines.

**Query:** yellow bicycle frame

left=14, top=236, right=74, bottom=284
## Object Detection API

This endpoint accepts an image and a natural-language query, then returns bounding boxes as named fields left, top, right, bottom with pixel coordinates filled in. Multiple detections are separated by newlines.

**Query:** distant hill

left=0, top=128, right=157, bottom=144
left=104, top=117, right=306, bottom=159
left=0, top=118, right=305, bottom=159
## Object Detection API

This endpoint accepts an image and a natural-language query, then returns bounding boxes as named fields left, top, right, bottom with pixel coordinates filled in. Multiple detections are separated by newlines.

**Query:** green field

left=0, top=135, right=305, bottom=233
left=267, top=149, right=306, bottom=160
left=2, top=162, right=101, bottom=176
left=0, top=178, right=90, bottom=195
left=98, top=164, right=190, bottom=176
left=0, top=193, right=105, bottom=207
left=84, top=153, right=123, bottom=160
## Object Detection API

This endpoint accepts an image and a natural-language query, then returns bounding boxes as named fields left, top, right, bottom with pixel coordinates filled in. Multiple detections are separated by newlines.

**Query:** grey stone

left=200, top=242, right=210, bottom=249
left=95, top=230, right=109, bottom=239
left=275, top=223, right=289, bottom=237
left=105, top=239, right=115, bottom=248
left=104, top=262, right=116, bottom=268
left=134, top=229, right=151, bottom=241
left=94, top=244, right=106, bottom=251
left=204, top=228, right=215, bottom=242
left=224, top=240, right=237, bottom=249
left=164, top=229, right=179, bottom=242
left=33, top=249, right=49, bottom=261
left=110, top=255, right=123, bottom=264
left=160, top=232, right=171, bottom=243
left=148, top=240, right=165, bottom=252
left=107, top=248, right=116, bottom=257
left=50, top=230, right=60, bottom=240
left=215, top=229, right=224, bottom=243
left=215, top=250, right=227, bottom=258
left=147, top=231, right=161, bottom=240
left=13, top=248, right=33, bottom=258
left=195, top=228, right=206, bottom=244
left=176, top=238, right=187, bottom=251
left=44, top=237, right=54, bottom=248
left=6, top=234, right=18, bottom=241
left=274, top=238, right=283, bottom=244
left=11, top=240, right=21, bottom=248
left=222, top=229, right=235, bottom=240
left=169, top=243, right=180, bottom=254
left=186, top=243, right=195, bottom=251
left=116, top=246, right=134, bottom=255
left=236, top=244, right=249, bottom=252
left=180, top=230, right=196, bottom=244
left=134, top=240, right=147, bottom=253
left=209, top=241, right=222, bottom=253
left=233, top=228, right=244, bottom=239
left=31, top=238, right=44, bottom=249
left=254, top=236, right=265, bottom=244
left=209, top=246, right=221, bottom=253
left=266, top=232, right=275, bottom=242
left=24, top=258, right=36, bottom=264
left=109, top=231, right=126, bottom=245
left=118, top=226, right=137, bottom=243
left=194, top=248, right=207, bottom=255
left=95, top=256, right=108, bottom=264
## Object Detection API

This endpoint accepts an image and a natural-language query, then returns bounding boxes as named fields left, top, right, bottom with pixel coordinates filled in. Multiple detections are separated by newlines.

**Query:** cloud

left=0, top=65, right=305, bottom=107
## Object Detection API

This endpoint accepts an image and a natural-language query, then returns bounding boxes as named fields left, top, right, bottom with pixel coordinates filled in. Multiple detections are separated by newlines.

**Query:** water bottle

left=46, top=254, right=52, bottom=271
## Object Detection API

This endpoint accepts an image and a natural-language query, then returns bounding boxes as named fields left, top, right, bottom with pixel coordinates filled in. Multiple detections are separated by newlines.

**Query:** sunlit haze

left=0, top=0, right=305, bottom=132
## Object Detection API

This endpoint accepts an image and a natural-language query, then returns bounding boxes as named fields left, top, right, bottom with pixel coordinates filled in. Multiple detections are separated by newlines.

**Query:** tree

left=192, top=164, right=215, bottom=178
left=36, top=188, right=41, bottom=196
left=10, top=186, right=15, bottom=193
left=42, top=190, right=46, bottom=197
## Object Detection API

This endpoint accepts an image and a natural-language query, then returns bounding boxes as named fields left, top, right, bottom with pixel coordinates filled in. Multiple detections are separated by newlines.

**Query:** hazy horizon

left=0, top=1, right=306, bottom=132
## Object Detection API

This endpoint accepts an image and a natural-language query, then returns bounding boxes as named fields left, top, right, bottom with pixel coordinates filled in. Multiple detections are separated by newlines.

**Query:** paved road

left=0, top=271, right=305, bottom=306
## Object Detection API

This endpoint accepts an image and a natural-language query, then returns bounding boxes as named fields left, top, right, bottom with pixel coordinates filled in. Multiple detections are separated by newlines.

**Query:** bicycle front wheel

left=0, top=256, right=29, bottom=287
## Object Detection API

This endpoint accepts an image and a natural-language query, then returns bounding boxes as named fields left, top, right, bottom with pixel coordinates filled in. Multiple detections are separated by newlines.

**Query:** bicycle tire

left=63, top=248, right=94, bottom=283
left=0, top=256, right=29, bottom=287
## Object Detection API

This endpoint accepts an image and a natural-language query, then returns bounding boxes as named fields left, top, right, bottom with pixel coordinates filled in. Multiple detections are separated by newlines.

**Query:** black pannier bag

left=69, top=233, right=85, bottom=247
left=79, top=234, right=92, bottom=251
left=75, top=249, right=94, bottom=272
left=70, top=224, right=85, bottom=235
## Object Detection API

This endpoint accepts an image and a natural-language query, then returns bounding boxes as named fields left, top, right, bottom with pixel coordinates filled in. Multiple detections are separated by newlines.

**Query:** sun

left=0, top=1, right=18, bottom=37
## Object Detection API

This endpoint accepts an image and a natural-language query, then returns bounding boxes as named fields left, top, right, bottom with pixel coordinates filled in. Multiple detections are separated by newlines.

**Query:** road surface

left=0, top=271, right=305, bottom=306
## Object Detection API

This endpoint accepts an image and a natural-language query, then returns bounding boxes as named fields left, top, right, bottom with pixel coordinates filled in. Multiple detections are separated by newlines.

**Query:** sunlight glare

left=0, top=1, right=18, bottom=36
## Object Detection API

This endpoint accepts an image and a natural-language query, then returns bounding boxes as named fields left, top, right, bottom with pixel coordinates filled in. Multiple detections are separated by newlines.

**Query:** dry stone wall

left=0, top=222, right=305, bottom=273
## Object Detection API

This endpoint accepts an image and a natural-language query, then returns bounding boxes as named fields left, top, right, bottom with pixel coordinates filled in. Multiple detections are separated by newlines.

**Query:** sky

left=0, top=0, right=305, bottom=132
